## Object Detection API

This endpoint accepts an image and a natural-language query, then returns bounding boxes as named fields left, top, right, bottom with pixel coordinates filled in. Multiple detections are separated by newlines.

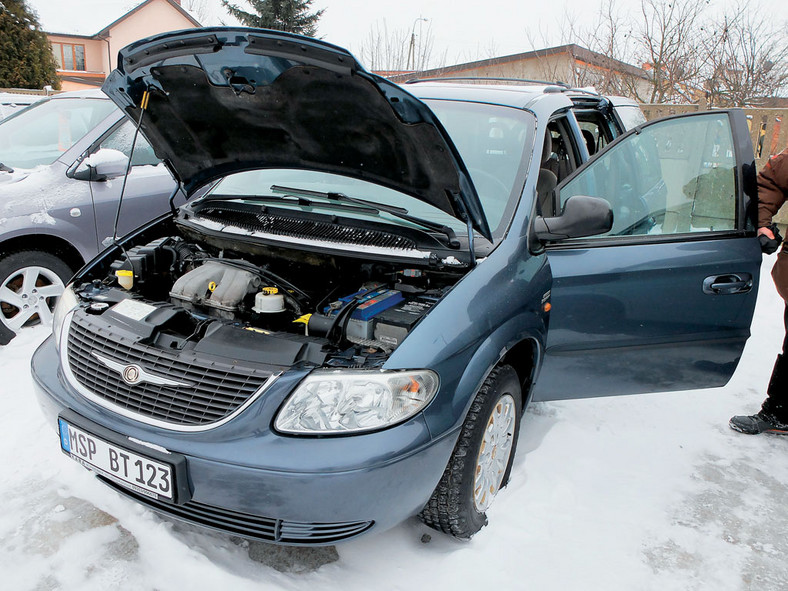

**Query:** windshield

left=212, top=169, right=465, bottom=235
left=206, top=100, right=534, bottom=242
left=426, top=99, right=534, bottom=236
left=0, top=97, right=117, bottom=169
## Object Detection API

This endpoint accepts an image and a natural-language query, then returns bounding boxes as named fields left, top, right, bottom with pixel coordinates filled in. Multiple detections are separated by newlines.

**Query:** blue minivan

left=32, top=28, right=760, bottom=545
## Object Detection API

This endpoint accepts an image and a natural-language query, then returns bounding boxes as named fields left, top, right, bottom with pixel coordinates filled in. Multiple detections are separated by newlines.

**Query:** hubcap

left=0, top=266, right=64, bottom=333
left=473, top=393, right=516, bottom=512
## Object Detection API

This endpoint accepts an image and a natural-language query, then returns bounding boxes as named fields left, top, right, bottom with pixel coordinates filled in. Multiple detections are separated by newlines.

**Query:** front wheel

left=0, top=250, right=73, bottom=345
left=419, top=365, right=522, bottom=538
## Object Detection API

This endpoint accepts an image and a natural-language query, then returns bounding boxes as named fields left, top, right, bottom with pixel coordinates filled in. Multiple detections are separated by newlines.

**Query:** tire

left=0, top=250, right=73, bottom=345
left=419, top=364, right=522, bottom=539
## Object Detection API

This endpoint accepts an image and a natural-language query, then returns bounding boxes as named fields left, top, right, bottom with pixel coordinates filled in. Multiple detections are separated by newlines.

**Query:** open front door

left=532, top=110, right=762, bottom=401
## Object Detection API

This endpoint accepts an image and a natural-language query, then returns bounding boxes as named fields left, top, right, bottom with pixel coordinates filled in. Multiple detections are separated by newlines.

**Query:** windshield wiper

left=199, top=193, right=380, bottom=215
left=270, top=185, right=460, bottom=249
left=0, top=163, right=13, bottom=173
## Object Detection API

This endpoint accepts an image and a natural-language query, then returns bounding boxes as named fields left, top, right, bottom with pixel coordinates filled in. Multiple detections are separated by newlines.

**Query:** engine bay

left=69, top=231, right=463, bottom=369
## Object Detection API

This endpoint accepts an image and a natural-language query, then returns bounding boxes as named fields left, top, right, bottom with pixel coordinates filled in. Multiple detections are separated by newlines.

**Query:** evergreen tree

left=222, top=0, right=324, bottom=37
left=0, top=0, right=59, bottom=89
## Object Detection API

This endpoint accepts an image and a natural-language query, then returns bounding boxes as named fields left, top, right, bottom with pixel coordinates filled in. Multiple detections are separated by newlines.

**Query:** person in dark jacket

left=730, top=147, right=788, bottom=435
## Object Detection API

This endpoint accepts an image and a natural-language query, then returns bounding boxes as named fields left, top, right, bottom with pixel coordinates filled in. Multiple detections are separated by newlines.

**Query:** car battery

left=373, top=297, right=437, bottom=348
left=324, top=286, right=405, bottom=340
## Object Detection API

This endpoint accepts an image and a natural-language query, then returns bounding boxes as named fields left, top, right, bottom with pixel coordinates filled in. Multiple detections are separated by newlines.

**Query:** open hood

left=102, top=28, right=491, bottom=240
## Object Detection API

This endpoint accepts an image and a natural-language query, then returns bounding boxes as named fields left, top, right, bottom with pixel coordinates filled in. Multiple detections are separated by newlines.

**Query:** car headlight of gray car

left=52, top=284, right=78, bottom=351
left=275, top=369, right=439, bottom=434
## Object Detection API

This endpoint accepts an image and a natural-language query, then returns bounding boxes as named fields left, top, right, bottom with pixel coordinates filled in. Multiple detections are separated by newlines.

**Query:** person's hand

left=758, top=224, right=782, bottom=254
left=759, top=226, right=776, bottom=240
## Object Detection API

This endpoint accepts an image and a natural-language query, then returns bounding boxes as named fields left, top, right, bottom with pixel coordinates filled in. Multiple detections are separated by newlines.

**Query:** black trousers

left=762, top=305, right=788, bottom=420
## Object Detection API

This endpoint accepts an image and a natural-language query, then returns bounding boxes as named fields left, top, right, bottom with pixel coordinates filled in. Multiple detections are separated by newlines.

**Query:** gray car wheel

left=419, top=364, right=522, bottom=539
left=0, top=251, right=72, bottom=345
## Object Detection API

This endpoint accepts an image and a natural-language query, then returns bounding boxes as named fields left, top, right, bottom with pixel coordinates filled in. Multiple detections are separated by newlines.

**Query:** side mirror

left=70, top=148, right=129, bottom=181
left=533, top=195, right=613, bottom=241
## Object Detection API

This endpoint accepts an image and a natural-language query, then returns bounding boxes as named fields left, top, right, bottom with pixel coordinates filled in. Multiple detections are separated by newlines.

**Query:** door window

left=99, top=121, right=161, bottom=167
left=558, top=113, right=737, bottom=238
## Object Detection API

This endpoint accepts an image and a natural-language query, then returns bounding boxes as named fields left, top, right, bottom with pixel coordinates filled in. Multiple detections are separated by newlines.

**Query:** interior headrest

left=541, top=132, right=553, bottom=164
left=581, top=129, right=596, bottom=155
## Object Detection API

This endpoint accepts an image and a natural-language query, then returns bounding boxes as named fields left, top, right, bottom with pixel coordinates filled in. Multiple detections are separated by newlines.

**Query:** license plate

left=58, top=418, right=174, bottom=501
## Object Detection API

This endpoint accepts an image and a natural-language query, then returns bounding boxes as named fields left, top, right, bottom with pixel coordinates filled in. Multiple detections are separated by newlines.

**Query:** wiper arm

left=270, top=185, right=460, bottom=249
left=199, top=193, right=380, bottom=215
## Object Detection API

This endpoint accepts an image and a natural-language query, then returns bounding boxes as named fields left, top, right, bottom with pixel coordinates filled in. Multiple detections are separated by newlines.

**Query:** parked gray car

left=0, top=89, right=177, bottom=344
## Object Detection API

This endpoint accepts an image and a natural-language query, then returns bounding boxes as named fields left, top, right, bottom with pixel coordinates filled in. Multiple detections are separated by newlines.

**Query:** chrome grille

left=99, top=477, right=374, bottom=544
left=66, top=312, right=274, bottom=427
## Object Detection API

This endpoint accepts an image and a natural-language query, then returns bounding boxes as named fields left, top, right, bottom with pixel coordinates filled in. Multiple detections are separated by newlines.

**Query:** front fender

left=385, top=238, right=552, bottom=438
left=0, top=164, right=98, bottom=261
left=0, top=215, right=96, bottom=262
left=424, top=317, right=545, bottom=437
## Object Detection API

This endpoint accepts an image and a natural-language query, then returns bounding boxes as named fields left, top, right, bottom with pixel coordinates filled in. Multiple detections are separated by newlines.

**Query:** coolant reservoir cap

left=253, top=287, right=285, bottom=313
left=115, top=269, right=134, bottom=290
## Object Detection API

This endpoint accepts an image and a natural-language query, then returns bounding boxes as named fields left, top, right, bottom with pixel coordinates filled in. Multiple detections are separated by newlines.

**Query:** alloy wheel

left=473, top=393, right=517, bottom=512
left=0, top=266, right=65, bottom=332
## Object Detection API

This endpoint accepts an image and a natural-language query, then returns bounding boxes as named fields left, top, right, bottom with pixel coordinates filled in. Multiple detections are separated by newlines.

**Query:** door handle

left=703, top=273, right=753, bottom=295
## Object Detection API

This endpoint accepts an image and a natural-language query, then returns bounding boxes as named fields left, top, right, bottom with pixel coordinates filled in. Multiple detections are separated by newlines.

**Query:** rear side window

left=615, top=105, right=647, bottom=131
left=559, top=113, right=737, bottom=238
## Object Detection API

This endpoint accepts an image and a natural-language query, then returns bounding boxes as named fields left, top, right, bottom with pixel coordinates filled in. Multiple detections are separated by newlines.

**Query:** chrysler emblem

left=91, top=353, right=193, bottom=388
left=122, top=364, right=142, bottom=385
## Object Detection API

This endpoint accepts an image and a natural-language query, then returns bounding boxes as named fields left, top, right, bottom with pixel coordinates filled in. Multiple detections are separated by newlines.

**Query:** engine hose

left=326, top=297, right=360, bottom=346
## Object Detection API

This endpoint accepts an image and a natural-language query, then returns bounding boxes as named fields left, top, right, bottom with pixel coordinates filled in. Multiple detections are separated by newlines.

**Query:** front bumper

left=32, top=336, right=458, bottom=545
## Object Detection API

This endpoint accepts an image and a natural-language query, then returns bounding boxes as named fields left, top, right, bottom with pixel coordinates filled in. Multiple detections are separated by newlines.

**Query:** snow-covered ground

left=2, top=258, right=787, bottom=591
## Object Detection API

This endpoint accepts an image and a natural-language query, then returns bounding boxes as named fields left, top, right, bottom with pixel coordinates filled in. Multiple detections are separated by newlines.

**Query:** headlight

left=275, top=370, right=439, bottom=435
left=53, top=284, right=78, bottom=351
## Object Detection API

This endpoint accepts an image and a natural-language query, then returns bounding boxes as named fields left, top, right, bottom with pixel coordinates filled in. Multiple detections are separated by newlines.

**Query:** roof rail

left=403, top=76, right=571, bottom=88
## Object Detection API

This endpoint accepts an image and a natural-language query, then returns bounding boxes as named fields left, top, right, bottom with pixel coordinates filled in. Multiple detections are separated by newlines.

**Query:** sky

left=27, top=0, right=788, bottom=70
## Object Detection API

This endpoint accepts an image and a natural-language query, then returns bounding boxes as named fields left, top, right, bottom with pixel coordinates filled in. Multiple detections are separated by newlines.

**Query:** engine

left=71, top=235, right=455, bottom=368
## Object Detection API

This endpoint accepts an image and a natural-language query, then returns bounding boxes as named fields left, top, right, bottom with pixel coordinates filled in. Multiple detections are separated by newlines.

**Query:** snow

left=82, top=148, right=127, bottom=168
left=0, top=165, right=47, bottom=186
left=28, top=0, right=205, bottom=36
left=0, top=165, right=91, bottom=221
left=29, top=211, right=56, bottom=225
left=2, top=256, right=788, bottom=590
left=30, top=0, right=148, bottom=36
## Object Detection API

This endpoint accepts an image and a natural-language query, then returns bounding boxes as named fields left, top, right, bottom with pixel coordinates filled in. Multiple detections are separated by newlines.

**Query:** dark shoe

left=729, top=412, right=788, bottom=435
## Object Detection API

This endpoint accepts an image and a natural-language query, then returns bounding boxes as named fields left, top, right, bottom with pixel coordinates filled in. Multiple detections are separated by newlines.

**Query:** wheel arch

left=499, top=337, right=540, bottom=411
left=422, top=317, right=544, bottom=437
left=0, top=234, right=85, bottom=274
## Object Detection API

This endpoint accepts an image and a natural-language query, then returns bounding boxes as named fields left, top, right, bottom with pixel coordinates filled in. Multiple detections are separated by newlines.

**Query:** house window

left=52, top=43, right=86, bottom=71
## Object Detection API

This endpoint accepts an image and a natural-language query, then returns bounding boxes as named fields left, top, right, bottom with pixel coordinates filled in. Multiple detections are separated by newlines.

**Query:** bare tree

left=575, top=0, right=641, bottom=96
left=358, top=21, right=409, bottom=72
left=182, top=0, right=210, bottom=24
left=358, top=19, right=443, bottom=72
left=704, top=4, right=788, bottom=107
left=520, top=3, right=643, bottom=95
left=634, top=0, right=709, bottom=103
